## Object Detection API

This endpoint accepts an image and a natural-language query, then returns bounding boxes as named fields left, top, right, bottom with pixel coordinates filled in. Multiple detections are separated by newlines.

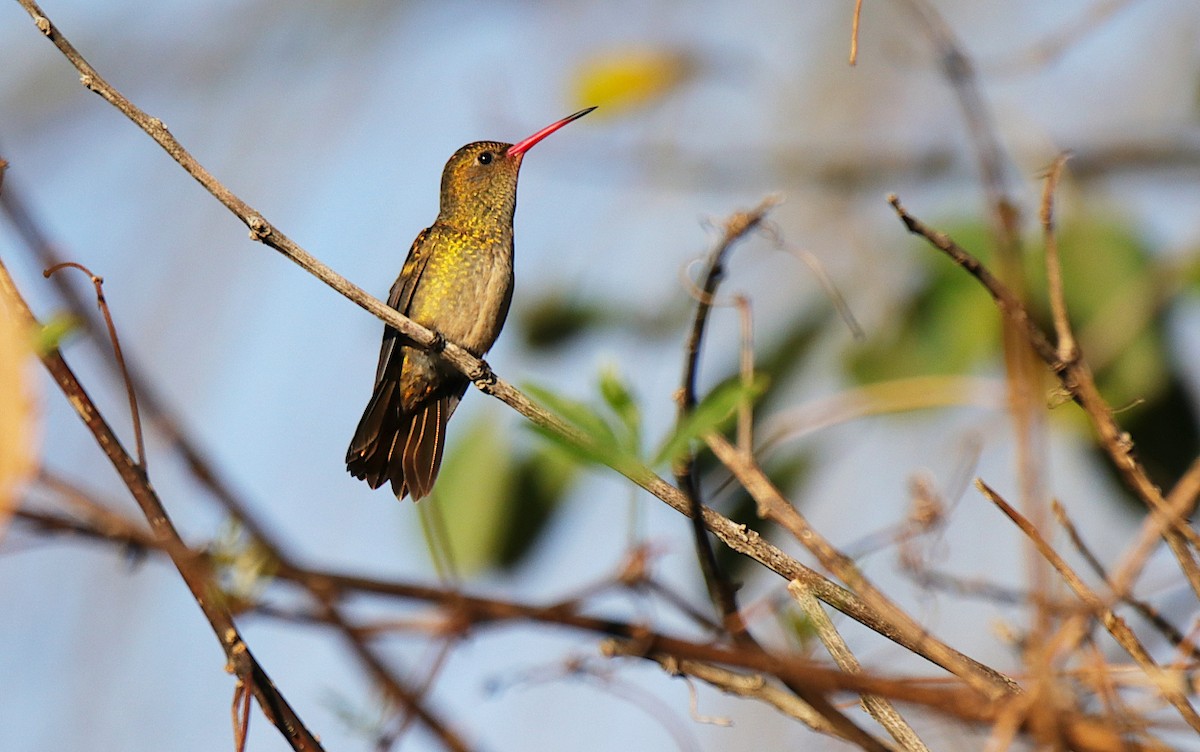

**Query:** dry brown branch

left=1108, top=457, right=1200, bottom=606
left=602, top=637, right=1165, bottom=752
left=606, top=640, right=845, bottom=739
left=17, top=494, right=1176, bottom=752
left=887, top=194, right=1200, bottom=600
left=1040, top=154, right=1077, bottom=363
left=1053, top=498, right=1200, bottom=661
left=894, top=0, right=1019, bottom=248
left=788, top=580, right=931, bottom=751
left=706, top=431, right=1020, bottom=699
left=977, top=479, right=1200, bottom=734
left=233, top=678, right=252, bottom=752
left=849, top=0, right=864, bottom=65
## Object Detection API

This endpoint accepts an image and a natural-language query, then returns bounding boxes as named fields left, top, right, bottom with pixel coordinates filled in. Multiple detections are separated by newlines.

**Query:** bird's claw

left=470, top=360, right=496, bottom=387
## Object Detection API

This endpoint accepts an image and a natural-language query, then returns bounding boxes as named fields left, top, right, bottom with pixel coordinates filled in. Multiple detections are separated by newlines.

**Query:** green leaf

left=779, top=606, right=818, bottom=651
left=523, top=382, right=643, bottom=475
left=598, top=365, right=641, bottom=454
left=429, top=412, right=579, bottom=573
left=518, top=291, right=608, bottom=350
left=32, top=312, right=78, bottom=354
left=652, top=375, right=767, bottom=467
left=427, top=413, right=517, bottom=575
left=1049, top=220, right=1165, bottom=407
left=847, top=226, right=999, bottom=384
left=493, top=445, right=579, bottom=569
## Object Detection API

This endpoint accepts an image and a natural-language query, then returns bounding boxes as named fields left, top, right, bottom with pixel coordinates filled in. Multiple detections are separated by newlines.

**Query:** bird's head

left=436, top=107, right=595, bottom=231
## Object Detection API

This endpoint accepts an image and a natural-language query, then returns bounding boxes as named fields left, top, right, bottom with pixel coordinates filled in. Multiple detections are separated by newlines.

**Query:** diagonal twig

left=1052, top=499, right=1200, bottom=662
left=977, top=479, right=1200, bottom=735
left=706, top=432, right=1021, bottom=699
left=788, top=580, right=931, bottom=751
left=1039, top=153, right=1076, bottom=363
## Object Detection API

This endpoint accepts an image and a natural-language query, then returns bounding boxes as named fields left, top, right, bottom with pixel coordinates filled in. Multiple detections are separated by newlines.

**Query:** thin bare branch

left=977, top=479, right=1200, bottom=734
left=233, top=678, right=252, bottom=752
left=849, top=0, right=864, bottom=65
left=17, top=495, right=1173, bottom=752
left=43, top=261, right=146, bottom=469
left=1040, top=154, right=1076, bottom=362
left=888, top=194, right=1200, bottom=600
left=601, top=637, right=1159, bottom=752
left=706, top=432, right=1021, bottom=698
left=894, top=0, right=1019, bottom=249
left=789, top=580, right=931, bottom=751
left=1109, top=457, right=1200, bottom=602
left=1053, top=499, right=1200, bottom=661
left=617, top=642, right=844, bottom=738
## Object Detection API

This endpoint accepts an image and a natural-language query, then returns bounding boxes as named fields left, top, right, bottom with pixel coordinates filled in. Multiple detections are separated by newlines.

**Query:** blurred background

left=3, top=0, right=1200, bottom=749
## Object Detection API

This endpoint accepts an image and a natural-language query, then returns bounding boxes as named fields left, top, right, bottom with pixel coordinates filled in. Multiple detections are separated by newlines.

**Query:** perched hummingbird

left=347, top=107, right=595, bottom=500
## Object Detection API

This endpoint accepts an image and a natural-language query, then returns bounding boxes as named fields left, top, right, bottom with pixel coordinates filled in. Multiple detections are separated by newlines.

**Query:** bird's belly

left=410, top=247, right=513, bottom=356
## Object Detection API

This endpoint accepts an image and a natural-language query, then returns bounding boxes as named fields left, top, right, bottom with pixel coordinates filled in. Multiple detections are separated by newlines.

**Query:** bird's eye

left=477, top=151, right=494, bottom=165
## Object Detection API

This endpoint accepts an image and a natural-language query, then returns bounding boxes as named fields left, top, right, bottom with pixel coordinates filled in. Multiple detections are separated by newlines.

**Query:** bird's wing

left=373, top=226, right=433, bottom=385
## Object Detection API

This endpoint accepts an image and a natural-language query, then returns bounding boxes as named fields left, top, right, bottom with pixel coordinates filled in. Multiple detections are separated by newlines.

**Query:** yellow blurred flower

left=571, top=47, right=694, bottom=115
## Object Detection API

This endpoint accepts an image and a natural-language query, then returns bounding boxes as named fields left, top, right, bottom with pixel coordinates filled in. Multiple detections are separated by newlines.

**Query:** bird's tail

left=346, top=385, right=457, bottom=501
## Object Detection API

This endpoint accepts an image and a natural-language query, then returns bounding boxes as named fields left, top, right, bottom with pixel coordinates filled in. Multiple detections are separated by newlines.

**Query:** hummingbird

left=347, top=107, right=595, bottom=500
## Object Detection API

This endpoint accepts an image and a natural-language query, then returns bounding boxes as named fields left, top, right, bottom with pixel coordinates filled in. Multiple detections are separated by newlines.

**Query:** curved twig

left=674, top=196, right=777, bottom=642
left=43, top=261, right=146, bottom=469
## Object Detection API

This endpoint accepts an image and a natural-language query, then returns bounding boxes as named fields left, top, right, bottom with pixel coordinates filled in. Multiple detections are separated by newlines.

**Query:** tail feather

left=396, top=398, right=446, bottom=500
left=347, top=385, right=457, bottom=501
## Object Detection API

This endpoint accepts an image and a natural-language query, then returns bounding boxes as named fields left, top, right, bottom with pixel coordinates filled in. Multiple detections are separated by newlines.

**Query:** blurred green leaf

left=432, top=414, right=579, bottom=574
left=494, top=445, right=579, bottom=569
left=518, top=291, right=608, bottom=350
left=1049, top=220, right=1165, bottom=409
left=430, top=415, right=517, bottom=575
left=209, top=519, right=277, bottom=611
left=779, top=605, right=818, bottom=651
left=32, top=312, right=78, bottom=354
left=1179, top=254, right=1200, bottom=291
left=599, top=365, right=641, bottom=454
left=653, top=375, right=767, bottom=467
left=847, top=220, right=998, bottom=383
left=857, top=214, right=1199, bottom=496
left=524, top=381, right=643, bottom=475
